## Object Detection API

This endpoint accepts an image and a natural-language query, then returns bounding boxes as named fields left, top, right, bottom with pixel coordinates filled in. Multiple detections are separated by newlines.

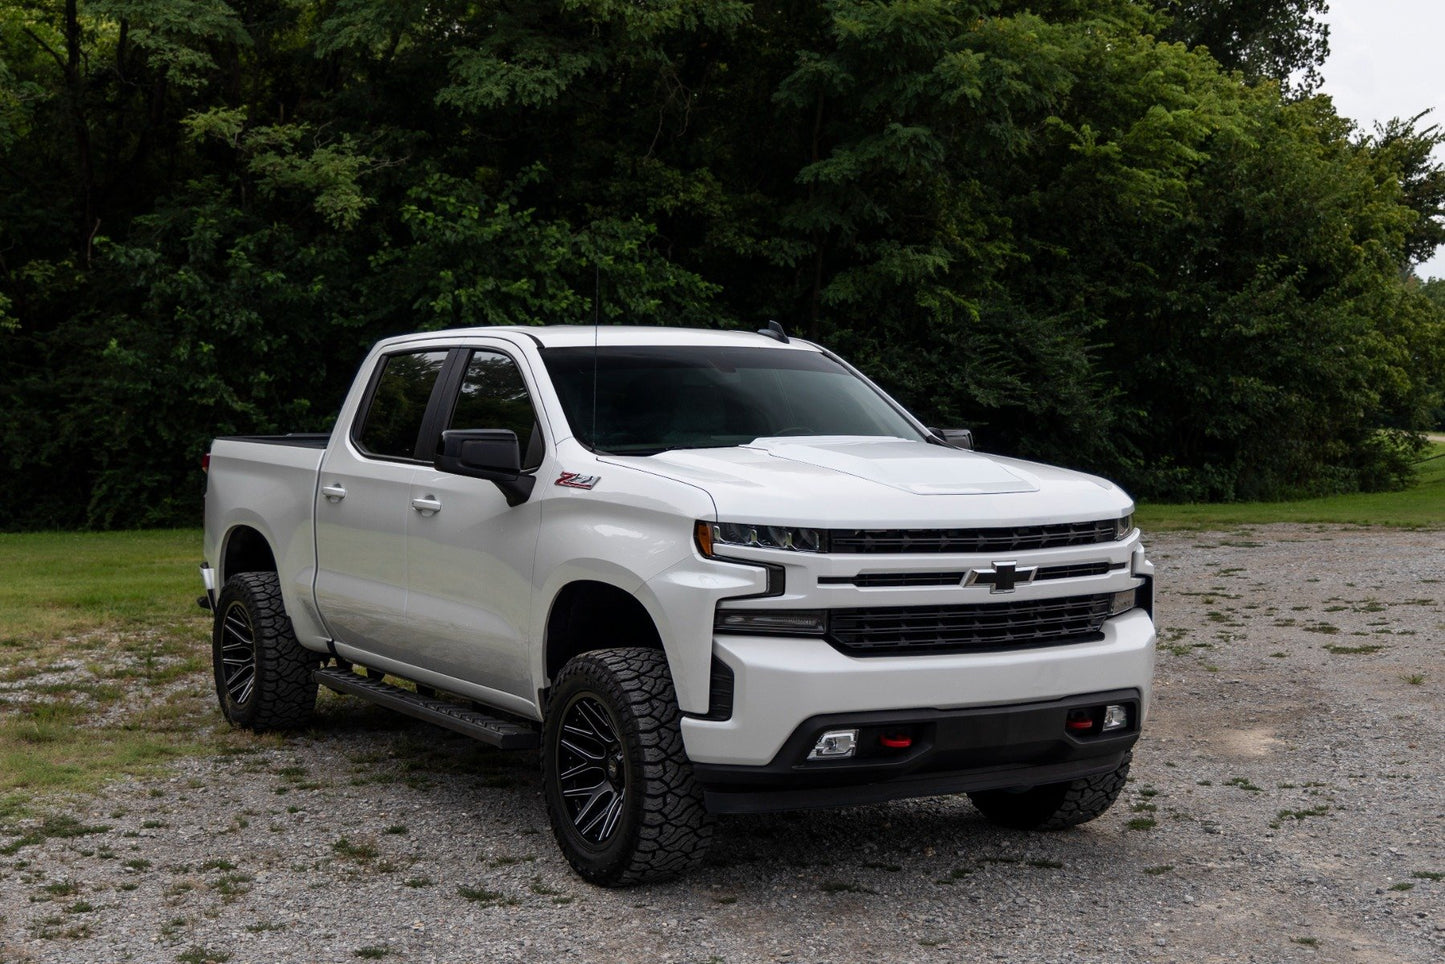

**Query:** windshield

left=540, top=345, right=926, bottom=455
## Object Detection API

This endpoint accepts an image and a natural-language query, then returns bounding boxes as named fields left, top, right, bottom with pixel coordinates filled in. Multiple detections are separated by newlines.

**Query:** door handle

left=410, top=496, right=442, bottom=515
left=321, top=483, right=347, bottom=502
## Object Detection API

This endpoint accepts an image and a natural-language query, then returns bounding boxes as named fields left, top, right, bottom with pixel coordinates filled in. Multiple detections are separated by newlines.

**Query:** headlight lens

left=696, top=521, right=826, bottom=556
left=1114, top=512, right=1135, bottom=541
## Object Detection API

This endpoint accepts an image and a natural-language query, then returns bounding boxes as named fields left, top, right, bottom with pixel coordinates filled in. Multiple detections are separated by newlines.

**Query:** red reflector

left=879, top=733, right=912, bottom=749
left=1066, top=719, right=1094, bottom=732
left=202, top=453, right=211, bottom=473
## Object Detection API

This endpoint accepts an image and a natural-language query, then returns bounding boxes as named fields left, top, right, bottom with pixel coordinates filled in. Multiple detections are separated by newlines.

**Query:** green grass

left=1137, top=442, right=1445, bottom=530
left=0, top=528, right=204, bottom=642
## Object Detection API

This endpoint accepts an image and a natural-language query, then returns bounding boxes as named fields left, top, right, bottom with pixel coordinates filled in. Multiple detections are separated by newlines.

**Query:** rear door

left=313, top=349, right=451, bottom=655
left=403, top=344, right=548, bottom=703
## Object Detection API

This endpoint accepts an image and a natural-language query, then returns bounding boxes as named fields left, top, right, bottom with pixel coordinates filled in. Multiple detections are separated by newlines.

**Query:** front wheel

left=967, top=752, right=1132, bottom=830
left=541, top=648, right=713, bottom=886
left=212, top=571, right=318, bottom=730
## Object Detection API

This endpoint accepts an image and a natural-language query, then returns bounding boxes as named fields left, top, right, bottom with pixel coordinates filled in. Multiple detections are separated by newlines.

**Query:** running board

left=314, top=666, right=539, bottom=750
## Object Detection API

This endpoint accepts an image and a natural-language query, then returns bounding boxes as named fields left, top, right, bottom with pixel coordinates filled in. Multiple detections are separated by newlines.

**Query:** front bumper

left=693, top=688, right=1140, bottom=814
left=679, top=607, right=1156, bottom=768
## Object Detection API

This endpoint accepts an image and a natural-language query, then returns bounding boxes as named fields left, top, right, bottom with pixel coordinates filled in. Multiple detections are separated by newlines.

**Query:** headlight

left=696, top=521, right=826, bottom=556
left=1114, top=513, right=1135, bottom=541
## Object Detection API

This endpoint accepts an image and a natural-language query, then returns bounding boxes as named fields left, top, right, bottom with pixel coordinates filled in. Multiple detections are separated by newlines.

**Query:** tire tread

left=543, top=647, right=712, bottom=885
left=213, top=571, right=317, bottom=731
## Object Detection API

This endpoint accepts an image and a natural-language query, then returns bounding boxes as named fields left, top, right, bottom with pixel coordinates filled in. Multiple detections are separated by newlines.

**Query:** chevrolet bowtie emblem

left=964, top=561, right=1038, bottom=593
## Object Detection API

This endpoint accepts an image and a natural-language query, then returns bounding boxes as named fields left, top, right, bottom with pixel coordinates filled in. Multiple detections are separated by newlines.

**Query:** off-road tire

left=968, top=751, right=1132, bottom=831
left=212, top=571, right=318, bottom=730
left=541, top=648, right=713, bottom=886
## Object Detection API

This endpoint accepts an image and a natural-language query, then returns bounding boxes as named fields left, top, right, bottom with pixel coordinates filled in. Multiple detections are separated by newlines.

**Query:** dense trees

left=2, top=0, right=1442, bottom=528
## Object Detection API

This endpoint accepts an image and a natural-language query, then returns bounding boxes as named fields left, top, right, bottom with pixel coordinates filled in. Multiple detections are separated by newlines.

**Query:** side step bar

left=314, top=666, right=539, bottom=750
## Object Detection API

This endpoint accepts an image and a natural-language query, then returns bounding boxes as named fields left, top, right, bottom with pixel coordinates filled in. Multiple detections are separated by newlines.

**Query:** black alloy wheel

left=555, top=693, right=630, bottom=845
left=218, top=600, right=259, bottom=707
left=541, top=648, right=713, bottom=886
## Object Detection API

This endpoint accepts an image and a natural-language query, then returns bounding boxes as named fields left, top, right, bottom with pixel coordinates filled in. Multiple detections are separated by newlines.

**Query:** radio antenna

left=590, top=260, right=600, bottom=450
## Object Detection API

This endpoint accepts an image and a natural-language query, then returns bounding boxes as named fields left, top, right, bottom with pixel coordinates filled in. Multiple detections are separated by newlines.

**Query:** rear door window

left=354, top=350, right=449, bottom=460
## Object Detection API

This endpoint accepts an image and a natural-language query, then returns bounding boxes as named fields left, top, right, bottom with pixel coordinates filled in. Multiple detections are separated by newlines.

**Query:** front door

left=403, top=346, right=547, bottom=705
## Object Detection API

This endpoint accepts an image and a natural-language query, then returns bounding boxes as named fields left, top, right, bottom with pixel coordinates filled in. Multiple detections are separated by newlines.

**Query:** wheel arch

left=543, top=580, right=664, bottom=688
left=221, top=525, right=278, bottom=582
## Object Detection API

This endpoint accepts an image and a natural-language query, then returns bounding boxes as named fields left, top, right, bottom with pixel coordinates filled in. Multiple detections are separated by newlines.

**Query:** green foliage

left=1155, top=1, right=1330, bottom=93
left=1, top=0, right=1443, bottom=529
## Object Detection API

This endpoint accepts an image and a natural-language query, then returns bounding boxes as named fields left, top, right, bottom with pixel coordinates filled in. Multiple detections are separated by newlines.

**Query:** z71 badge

left=555, top=471, right=601, bottom=490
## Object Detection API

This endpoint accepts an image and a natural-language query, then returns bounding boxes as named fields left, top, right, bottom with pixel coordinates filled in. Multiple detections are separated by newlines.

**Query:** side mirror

left=930, top=427, right=974, bottom=451
left=436, top=429, right=536, bottom=506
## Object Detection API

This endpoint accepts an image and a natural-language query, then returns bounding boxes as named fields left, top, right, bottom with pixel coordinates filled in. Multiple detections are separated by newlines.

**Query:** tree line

left=2, top=0, right=1442, bottom=529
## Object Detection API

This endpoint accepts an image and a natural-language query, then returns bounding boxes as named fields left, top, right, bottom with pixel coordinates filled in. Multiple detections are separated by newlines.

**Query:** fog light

left=1102, top=704, right=1129, bottom=732
left=808, top=729, right=858, bottom=760
left=1109, top=589, right=1138, bottom=616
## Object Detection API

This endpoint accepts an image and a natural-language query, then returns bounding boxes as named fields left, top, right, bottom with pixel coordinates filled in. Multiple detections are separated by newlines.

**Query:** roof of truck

left=382, top=325, right=822, bottom=351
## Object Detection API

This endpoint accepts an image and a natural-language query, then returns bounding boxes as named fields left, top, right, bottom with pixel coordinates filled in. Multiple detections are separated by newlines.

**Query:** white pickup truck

left=201, top=324, right=1156, bottom=885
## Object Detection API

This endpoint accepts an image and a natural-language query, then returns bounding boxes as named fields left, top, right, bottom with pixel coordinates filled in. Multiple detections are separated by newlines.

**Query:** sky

left=1318, top=0, right=1445, bottom=280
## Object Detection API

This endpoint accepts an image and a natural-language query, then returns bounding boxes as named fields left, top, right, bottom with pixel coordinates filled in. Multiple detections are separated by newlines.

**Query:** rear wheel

left=541, top=648, right=712, bottom=886
left=212, top=571, right=317, bottom=730
left=968, top=752, right=1132, bottom=830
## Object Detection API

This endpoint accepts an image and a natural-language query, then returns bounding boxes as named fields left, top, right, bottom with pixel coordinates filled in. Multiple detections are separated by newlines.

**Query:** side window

left=355, top=351, right=449, bottom=460
left=448, top=350, right=543, bottom=470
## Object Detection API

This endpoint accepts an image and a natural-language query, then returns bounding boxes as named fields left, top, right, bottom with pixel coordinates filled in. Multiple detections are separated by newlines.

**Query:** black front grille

left=827, top=594, right=1112, bottom=656
left=829, top=520, right=1118, bottom=554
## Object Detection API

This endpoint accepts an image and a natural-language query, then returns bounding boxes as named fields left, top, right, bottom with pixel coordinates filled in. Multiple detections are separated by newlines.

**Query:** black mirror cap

left=437, top=429, right=522, bottom=478
left=436, top=429, right=536, bottom=506
left=929, top=427, right=974, bottom=451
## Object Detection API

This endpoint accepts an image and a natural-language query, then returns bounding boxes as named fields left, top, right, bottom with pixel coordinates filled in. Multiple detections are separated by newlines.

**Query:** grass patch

left=1324, top=644, right=1385, bottom=655
left=456, top=884, right=512, bottom=906
left=0, top=529, right=205, bottom=642
left=1271, top=805, right=1329, bottom=828
left=820, top=879, right=877, bottom=894
left=332, top=837, right=379, bottom=863
left=177, top=948, right=232, bottom=964
left=1137, top=442, right=1445, bottom=529
left=1, top=814, right=110, bottom=856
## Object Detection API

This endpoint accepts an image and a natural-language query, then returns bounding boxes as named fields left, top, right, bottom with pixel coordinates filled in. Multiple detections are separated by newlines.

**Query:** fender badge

left=555, top=471, right=601, bottom=490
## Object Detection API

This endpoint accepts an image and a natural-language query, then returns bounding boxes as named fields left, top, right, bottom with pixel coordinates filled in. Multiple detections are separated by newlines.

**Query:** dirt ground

left=1, top=524, right=1442, bottom=963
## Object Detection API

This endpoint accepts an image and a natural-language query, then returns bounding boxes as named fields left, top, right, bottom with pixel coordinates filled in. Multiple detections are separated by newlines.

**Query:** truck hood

left=610, top=437, right=1130, bottom=528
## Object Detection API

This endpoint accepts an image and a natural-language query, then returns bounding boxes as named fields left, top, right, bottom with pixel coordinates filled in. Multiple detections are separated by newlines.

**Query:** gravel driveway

left=2, top=525, right=1442, bottom=963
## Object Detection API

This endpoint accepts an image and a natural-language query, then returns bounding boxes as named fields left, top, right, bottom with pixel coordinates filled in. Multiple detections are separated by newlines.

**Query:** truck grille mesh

left=829, top=520, right=1118, bottom=554
left=827, top=594, right=1111, bottom=656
